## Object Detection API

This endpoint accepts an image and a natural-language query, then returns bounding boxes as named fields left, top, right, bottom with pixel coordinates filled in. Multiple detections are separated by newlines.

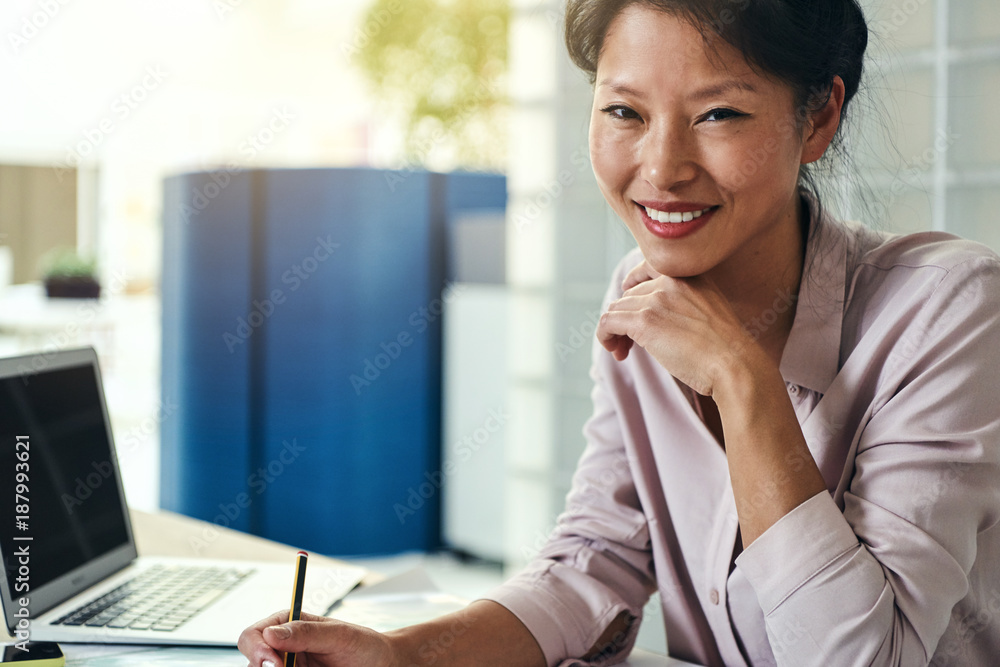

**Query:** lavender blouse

left=483, top=204, right=1000, bottom=666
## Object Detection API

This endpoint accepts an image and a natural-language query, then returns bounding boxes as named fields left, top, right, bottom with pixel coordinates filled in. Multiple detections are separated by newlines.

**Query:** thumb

left=263, top=620, right=333, bottom=653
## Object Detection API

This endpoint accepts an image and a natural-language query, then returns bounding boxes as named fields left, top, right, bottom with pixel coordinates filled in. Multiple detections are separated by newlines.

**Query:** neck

left=707, top=193, right=806, bottom=367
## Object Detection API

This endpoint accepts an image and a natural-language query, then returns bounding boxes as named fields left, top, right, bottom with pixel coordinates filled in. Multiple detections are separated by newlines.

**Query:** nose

left=639, top=120, right=698, bottom=191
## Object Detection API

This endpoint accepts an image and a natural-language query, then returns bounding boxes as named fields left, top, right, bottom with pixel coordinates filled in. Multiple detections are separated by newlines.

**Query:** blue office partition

left=160, top=167, right=505, bottom=555
left=160, top=171, right=256, bottom=533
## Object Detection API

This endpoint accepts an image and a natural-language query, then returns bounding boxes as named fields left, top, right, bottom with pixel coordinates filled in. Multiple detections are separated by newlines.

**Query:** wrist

left=384, top=626, right=419, bottom=667
left=712, top=341, right=779, bottom=411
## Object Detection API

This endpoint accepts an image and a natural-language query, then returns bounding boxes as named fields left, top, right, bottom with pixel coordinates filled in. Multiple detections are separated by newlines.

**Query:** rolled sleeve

left=735, top=491, right=860, bottom=615
left=483, top=553, right=646, bottom=667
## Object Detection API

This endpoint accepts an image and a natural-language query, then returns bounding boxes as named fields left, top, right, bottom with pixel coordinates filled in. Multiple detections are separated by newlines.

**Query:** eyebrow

left=597, top=78, right=757, bottom=101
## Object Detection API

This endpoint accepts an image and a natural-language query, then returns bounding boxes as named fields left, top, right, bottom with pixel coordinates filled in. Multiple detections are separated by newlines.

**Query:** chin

left=637, top=245, right=713, bottom=280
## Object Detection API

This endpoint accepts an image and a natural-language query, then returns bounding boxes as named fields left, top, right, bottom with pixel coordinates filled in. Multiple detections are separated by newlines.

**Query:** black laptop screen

left=1, top=362, right=130, bottom=600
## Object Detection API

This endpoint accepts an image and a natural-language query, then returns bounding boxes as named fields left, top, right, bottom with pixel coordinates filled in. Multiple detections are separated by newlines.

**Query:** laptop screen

left=0, top=356, right=131, bottom=621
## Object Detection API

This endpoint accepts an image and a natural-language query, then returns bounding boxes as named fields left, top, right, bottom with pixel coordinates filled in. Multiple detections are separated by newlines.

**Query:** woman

left=239, top=1, right=1000, bottom=665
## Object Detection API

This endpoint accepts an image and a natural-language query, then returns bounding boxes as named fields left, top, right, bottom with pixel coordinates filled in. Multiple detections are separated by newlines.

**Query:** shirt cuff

left=735, top=491, right=860, bottom=614
left=478, top=564, right=639, bottom=667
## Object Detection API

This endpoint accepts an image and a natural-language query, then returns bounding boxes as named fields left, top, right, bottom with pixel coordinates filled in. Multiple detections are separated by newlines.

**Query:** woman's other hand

left=597, top=258, right=763, bottom=396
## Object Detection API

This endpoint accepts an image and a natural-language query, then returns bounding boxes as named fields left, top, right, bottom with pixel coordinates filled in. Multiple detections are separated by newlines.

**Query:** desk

left=20, top=509, right=699, bottom=666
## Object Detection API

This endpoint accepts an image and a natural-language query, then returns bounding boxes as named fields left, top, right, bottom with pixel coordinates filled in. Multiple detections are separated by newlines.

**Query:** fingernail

left=267, top=625, right=291, bottom=639
left=263, top=662, right=276, bottom=667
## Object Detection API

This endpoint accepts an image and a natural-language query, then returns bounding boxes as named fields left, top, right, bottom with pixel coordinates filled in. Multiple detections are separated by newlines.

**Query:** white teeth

left=644, top=206, right=712, bottom=224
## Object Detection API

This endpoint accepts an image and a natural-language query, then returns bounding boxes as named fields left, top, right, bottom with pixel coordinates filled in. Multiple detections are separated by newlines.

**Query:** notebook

left=0, top=346, right=366, bottom=646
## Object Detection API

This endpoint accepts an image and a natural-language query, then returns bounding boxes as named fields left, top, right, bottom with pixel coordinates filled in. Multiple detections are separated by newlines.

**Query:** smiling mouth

left=642, top=205, right=718, bottom=224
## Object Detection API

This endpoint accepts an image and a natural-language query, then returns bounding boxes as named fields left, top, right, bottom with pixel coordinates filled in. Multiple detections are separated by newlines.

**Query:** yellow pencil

left=284, top=551, right=308, bottom=667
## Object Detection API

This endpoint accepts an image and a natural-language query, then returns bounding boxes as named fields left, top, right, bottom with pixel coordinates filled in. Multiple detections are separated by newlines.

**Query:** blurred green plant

left=40, top=247, right=97, bottom=279
left=353, top=0, right=509, bottom=171
left=40, top=247, right=101, bottom=298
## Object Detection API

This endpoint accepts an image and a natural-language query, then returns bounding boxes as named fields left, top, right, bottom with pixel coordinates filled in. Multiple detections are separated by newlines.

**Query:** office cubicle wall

left=161, top=168, right=506, bottom=555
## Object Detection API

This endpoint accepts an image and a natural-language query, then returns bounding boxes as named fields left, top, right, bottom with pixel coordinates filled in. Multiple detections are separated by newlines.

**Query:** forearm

left=386, top=600, right=633, bottom=667
left=385, top=600, right=546, bottom=667
left=713, top=353, right=827, bottom=546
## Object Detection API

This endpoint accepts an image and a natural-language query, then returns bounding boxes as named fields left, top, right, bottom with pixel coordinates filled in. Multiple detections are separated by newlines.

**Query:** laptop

left=0, top=346, right=366, bottom=645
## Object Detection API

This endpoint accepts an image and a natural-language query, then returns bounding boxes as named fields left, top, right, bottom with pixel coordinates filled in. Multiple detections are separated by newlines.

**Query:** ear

left=801, top=76, right=846, bottom=165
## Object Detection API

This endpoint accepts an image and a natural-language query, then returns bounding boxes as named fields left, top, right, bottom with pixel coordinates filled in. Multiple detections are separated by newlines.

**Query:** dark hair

left=565, top=0, right=870, bottom=224
left=566, top=0, right=867, bottom=126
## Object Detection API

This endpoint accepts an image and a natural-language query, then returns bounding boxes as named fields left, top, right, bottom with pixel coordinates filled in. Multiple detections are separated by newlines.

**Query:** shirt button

left=709, top=589, right=720, bottom=605
left=787, top=384, right=800, bottom=396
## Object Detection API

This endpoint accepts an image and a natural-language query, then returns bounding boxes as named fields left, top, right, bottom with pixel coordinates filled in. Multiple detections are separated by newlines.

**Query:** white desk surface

left=12, top=509, right=701, bottom=666
left=59, top=644, right=697, bottom=666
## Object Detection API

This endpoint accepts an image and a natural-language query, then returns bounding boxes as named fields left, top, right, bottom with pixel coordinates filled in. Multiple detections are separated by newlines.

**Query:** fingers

left=262, top=618, right=350, bottom=655
left=621, top=260, right=661, bottom=293
left=239, top=611, right=334, bottom=667
left=238, top=610, right=289, bottom=667
left=597, top=310, right=636, bottom=361
left=600, top=289, right=659, bottom=361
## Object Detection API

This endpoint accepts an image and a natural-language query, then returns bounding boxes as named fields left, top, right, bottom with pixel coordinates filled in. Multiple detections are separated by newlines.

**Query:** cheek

left=589, top=127, right=630, bottom=196
left=706, top=130, right=802, bottom=196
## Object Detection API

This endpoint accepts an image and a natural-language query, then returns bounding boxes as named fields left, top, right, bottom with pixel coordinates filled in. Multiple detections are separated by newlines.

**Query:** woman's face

left=590, top=5, right=813, bottom=281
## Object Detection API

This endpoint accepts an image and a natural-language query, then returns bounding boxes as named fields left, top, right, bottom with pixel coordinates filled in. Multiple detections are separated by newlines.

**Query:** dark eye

left=600, top=105, right=641, bottom=122
left=703, top=108, right=746, bottom=122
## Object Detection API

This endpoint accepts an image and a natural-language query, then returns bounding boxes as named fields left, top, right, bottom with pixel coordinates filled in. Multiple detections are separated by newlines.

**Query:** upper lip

left=635, top=200, right=718, bottom=214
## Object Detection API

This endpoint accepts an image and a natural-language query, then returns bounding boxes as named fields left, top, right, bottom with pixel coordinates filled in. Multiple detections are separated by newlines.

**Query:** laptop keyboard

left=53, top=564, right=255, bottom=632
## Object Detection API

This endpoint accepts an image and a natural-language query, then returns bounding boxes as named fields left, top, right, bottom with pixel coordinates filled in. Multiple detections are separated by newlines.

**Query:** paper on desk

left=326, top=566, right=468, bottom=632
left=60, top=644, right=245, bottom=665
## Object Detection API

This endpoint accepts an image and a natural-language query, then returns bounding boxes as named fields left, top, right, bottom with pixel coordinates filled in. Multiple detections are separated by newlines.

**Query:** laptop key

left=85, top=616, right=112, bottom=627
left=60, top=616, right=88, bottom=626
left=152, top=622, right=180, bottom=631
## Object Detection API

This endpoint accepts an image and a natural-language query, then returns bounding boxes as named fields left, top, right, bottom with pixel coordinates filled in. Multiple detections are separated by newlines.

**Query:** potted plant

left=41, top=248, right=101, bottom=299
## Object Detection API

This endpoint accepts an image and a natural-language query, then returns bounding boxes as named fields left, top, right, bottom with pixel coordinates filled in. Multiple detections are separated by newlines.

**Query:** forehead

left=597, top=4, right=763, bottom=91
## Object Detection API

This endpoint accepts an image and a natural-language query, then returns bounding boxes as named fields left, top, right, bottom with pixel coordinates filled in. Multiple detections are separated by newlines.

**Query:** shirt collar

left=778, top=196, right=850, bottom=395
